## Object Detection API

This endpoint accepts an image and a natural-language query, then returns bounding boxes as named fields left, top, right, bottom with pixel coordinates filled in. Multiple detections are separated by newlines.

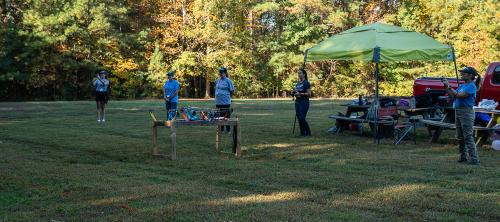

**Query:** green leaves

left=147, top=42, right=167, bottom=93
left=0, top=0, right=498, bottom=100
left=253, top=2, right=280, bottom=14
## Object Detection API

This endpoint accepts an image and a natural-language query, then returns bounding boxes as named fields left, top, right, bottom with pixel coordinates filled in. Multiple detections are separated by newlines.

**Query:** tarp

left=306, top=22, right=454, bottom=62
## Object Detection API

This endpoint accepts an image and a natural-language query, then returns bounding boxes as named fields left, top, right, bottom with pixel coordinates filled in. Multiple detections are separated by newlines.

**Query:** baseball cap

left=219, top=67, right=227, bottom=73
left=459, top=67, right=478, bottom=76
left=166, top=70, right=176, bottom=76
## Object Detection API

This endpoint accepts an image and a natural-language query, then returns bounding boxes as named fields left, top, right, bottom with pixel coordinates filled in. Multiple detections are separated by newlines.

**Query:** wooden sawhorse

left=150, top=112, right=241, bottom=160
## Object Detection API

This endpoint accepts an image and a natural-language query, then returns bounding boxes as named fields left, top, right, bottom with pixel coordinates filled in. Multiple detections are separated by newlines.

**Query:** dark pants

left=165, top=102, right=178, bottom=120
left=95, top=91, right=108, bottom=103
left=216, top=104, right=231, bottom=132
left=295, top=100, right=311, bottom=136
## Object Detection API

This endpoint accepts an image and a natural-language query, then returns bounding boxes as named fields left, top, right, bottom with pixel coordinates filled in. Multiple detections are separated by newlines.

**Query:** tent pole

left=374, top=61, right=380, bottom=144
left=303, top=48, right=310, bottom=69
left=373, top=47, right=381, bottom=144
left=451, top=46, right=459, bottom=83
left=375, top=63, right=379, bottom=104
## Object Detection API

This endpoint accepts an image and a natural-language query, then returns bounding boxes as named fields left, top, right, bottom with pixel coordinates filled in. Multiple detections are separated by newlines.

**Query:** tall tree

left=1, top=0, right=498, bottom=100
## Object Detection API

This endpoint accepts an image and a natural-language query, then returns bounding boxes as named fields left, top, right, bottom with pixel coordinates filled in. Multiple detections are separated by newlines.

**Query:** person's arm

left=163, top=84, right=169, bottom=101
left=228, top=79, right=235, bottom=95
left=305, top=89, right=312, bottom=97
left=450, top=88, right=469, bottom=99
left=298, top=81, right=311, bottom=97
left=170, top=90, right=179, bottom=99
left=443, top=80, right=468, bottom=99
left=297, top=89, right=311, bottom=97
left=93, top=76, right=99, bottom=87
left=169, top=82, right=180, bottom=99
left=445, top=85, right=468, bottom=99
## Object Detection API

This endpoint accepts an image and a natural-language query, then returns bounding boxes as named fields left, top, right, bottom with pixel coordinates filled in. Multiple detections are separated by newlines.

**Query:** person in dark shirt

left=292, top=68, right=312, bottom=136
left=93, top=70, right=110, bottom=123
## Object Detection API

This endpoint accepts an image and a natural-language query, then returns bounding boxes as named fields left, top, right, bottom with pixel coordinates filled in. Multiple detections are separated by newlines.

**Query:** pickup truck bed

left=413, top=62, right=500, bottom=109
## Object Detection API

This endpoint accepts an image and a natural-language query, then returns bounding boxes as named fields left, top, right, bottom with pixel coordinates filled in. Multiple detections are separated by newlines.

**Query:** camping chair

left=394, top=116, right=418, bottom=145
left=366, top=98, right=399, bottom=140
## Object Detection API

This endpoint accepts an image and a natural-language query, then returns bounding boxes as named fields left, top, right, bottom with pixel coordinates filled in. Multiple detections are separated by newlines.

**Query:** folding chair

left=394, top=117, right=418, bottom=145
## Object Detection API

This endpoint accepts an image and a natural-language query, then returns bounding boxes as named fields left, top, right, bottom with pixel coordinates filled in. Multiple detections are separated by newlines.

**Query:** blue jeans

left=295, top=100, right=311, bottom=136
left=166, top=102, right=178, bottom=120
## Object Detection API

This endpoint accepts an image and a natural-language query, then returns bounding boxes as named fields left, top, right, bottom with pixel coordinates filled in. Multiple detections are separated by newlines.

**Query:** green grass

left=0, top=99, right=499, bottom=221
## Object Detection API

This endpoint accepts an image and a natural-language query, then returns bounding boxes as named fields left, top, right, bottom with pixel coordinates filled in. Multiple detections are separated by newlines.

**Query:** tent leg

left=374, top=62, right=380, bottom=144
left=452, top=47, right=459, bottom=83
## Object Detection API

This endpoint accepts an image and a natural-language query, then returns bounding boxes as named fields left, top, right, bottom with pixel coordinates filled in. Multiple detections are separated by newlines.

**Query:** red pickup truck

left=413, top=62, right=500, bottom=109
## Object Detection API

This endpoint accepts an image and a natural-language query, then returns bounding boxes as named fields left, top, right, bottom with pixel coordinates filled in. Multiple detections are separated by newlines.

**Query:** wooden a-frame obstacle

left=149, top=111, right=241, bottom=160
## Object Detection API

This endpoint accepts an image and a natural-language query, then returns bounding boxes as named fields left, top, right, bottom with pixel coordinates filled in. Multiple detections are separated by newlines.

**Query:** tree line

left=0, top=0, right=498, bottom=101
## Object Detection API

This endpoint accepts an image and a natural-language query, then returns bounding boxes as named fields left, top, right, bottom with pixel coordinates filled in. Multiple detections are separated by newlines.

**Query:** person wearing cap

left=93, top=70, right=110, bottom=123
left=215, top=67, right=235, bottom=133
left=442, top=66, right=481, bottom=165
left=164, top=70, right=180, bottom=120
left=292, top=68, right=312, bottom=136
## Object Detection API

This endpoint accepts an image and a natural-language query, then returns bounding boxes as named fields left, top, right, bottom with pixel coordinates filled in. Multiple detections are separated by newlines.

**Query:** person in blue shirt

left=93, top=70, right=110, bottom=123
left=443, top=66, right=481, bottom=165
left=215, top=67, right=235, bottom=133
left=164, top=70, right=180, bottom=120
left=293, top=68, right=312, bottom=136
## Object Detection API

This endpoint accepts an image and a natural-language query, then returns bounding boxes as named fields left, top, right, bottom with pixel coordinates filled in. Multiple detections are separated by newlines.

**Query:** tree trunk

left=182, top=0, right=186, bottom=23
left=205, top=75, right=210, bottom=98
left=194, top=77, right=199, bottom=98
left=204, top=44, right=211, bottom=98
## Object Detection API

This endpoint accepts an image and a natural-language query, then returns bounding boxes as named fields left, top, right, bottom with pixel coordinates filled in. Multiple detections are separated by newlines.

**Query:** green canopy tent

left=304, top=22, right=458, bottom=141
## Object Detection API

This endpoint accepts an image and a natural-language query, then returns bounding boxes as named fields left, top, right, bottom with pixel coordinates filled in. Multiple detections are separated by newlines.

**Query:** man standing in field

left=164, top=70, right=180, bottom=120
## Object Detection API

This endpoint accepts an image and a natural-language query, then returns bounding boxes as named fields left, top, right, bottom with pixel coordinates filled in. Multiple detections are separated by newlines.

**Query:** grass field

left=1, top=99, right=499, bottom=221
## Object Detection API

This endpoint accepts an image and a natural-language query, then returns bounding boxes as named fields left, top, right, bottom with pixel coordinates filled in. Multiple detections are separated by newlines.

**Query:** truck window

left=493, top=65, right=500, bottom=85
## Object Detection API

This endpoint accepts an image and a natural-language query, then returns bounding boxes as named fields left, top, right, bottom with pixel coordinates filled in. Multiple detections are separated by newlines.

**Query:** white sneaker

left=97, top=119, right=101, bottom=122
left=102, top=119, right=106, bottom=123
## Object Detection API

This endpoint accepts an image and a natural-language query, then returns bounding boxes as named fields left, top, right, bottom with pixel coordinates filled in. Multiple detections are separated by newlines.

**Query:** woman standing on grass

left=93, top=70, right=110, bottom=123
left=164, top=70, right=180, bottom=120
left=215, top=67, right=235, bottom=133
left=443, top=66, right=481, bottom=165
left=293, top=68, right=312, bottom=136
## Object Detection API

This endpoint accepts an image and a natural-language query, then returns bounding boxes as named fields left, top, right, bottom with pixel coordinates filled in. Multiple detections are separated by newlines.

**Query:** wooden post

left=152, top=126, right=158, bottom=156
left=232, top=123, right=237, bottom=154
left=171, top=122, right=177, bottom=160
left=235, top=119, right=241, bottom=158
left=150, top=116, right=243, bottom=160
left=431, top=112, right=450, bottom=142
left=476, top=113, right=498, bottom=147
left=216, top=124, right=221, bottom=152
left=431, top=127, right=444, bottom=143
